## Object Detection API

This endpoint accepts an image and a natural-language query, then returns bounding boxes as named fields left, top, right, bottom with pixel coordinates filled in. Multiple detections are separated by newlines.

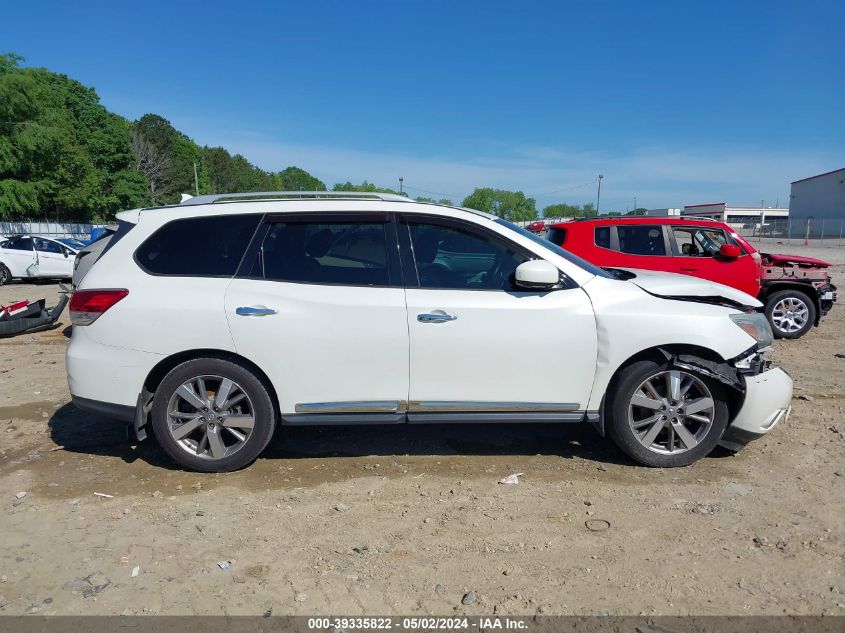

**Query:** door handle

left=417, top=312, right=457, bottom=323
left=680, top=267, right=698, bottom=272
left=236, top=306, right=278, bottom=317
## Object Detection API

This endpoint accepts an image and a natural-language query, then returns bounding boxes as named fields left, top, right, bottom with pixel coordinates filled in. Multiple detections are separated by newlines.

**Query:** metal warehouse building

left=789, top=168, right=845, bottom=225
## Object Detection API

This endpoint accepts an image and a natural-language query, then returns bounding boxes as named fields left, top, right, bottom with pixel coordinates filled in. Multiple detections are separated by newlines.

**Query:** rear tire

left=0, top=264, right=11, bottom=286
left=605, top=359, right=729, bottom=467
left=765, top=289, right=815, bottom=339
left=151, top=357, right=276, bottom=472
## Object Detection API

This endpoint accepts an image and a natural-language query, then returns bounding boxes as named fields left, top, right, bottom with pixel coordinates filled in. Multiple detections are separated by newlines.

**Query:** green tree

left=627, top=207, right=649, bottom=215
left=332, top=180, right=402, bottom=194
left=277, top=166, right=325, bottom=191
left=415, top=196, right=453, bottom=206
left=0, top=53, right=146, bottom=220
left=542, top=202, right=582, bottom=219
left=133, top=114, right=202, bottom=204
left=461, top=188, right=536, bottom=222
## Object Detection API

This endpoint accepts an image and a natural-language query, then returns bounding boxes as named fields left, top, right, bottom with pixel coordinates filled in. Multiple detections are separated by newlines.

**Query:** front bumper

left=719, top=367, right=793, bottom=451
left=818, top=282, right=837, bottom=316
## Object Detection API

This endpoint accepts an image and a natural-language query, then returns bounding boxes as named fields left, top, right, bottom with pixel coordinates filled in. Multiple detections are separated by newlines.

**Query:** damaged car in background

left=67, top=192, right=792, bottom=471
left=545, top=216, right=837, bottom=339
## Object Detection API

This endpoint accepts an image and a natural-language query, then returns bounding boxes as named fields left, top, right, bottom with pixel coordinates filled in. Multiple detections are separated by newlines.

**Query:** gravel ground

left=0, top=246, right=843, bottom=616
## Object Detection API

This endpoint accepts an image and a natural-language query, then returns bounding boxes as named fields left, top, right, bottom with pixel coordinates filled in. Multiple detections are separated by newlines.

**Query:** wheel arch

left=143, top=348, right=280, bottom=416
left=599, top=344, right=744, bottom=432
left=0, top=260, right=13, bottom=283
left=761, top=282, right=821, bottom=325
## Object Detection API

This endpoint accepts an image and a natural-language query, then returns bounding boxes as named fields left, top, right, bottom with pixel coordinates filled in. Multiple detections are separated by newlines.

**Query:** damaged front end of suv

left=647, top=297, right=789, bottom=453
left=658, top=340, right=790, bottom=453
left=585, top=268, right=792, bottom=463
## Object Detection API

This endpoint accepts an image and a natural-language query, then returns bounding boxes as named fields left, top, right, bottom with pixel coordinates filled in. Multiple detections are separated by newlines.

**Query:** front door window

left=407, top=222, right=528, bottom=290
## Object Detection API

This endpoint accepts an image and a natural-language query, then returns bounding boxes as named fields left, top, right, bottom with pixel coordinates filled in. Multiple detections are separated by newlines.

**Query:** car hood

left=621, top=269, right=763, bottom=309
left=763, top=252, right=832, bottom=268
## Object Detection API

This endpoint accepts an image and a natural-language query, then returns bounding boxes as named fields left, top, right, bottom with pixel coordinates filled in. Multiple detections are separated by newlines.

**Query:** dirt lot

left=0, top=245, right=843, bottom=617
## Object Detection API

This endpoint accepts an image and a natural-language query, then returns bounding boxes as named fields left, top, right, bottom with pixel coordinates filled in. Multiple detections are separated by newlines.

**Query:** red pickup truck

left=546, top=216, right=837, bottom=339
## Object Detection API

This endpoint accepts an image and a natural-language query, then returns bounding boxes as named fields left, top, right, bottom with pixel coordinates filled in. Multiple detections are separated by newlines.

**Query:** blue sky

left=2, top=0, right=843, bottom=211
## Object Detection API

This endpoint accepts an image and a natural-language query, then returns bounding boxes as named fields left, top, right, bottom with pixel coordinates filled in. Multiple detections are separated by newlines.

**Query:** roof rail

left=566, top=214, right=721, bottom=222
left=679, top=215, right=719, bottom=222
left=179, top=191, right=412, bottom=206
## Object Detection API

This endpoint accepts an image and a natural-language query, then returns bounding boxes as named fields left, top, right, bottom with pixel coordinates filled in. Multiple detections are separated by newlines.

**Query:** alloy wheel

left=166, top=375, right=255, bottom=460
left=771, top=297, right=809, bottom=334
left=628, top=370, right=715, bottom=455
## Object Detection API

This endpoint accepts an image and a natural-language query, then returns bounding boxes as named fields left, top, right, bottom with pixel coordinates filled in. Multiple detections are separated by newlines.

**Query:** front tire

left=151, top=357, right=276, bottom=472
left=0, top=264, right=11, bottom=286
left=765, top=289, right=815, bottom=339
left=605, top=359, right=729, bottom=467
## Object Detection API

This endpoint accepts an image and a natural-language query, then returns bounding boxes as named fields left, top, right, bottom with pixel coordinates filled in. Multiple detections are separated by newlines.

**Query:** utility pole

left=596, top=174, right=604, bottom=214
left=634, top=196, right=637, bottom=210
left=399, top=177, right=404, bottom=195
left=193, top=162, right=200, bottom=196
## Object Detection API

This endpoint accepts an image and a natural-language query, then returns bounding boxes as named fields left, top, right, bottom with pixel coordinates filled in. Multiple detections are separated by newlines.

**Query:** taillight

left=69, top=289, right=128, bottom=325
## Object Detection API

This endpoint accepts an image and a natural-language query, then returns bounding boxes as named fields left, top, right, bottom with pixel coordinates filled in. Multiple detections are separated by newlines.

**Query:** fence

left=0, top=221, right=97, bottom=240
left=732, top=217, right=845, bottom=248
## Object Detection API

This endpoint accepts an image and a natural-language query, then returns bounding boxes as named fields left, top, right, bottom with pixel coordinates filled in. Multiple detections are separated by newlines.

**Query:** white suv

left=66, top=192, right=792, bottom=472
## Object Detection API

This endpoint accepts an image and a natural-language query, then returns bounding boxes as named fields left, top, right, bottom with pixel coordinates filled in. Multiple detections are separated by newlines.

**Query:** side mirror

left=63, top=249, right=69, bottom=258
left=719, top=244, right=741, bottom=259
left=514, top=260, right=559, bottom=290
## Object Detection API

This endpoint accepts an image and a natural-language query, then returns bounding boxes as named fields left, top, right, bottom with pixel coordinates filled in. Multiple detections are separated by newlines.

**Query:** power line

left=527, top=179, right=598, bottom=197
left=403, top=185, right=459, bottom=200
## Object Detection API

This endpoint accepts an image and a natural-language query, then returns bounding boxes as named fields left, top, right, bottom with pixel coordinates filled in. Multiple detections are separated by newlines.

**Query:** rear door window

left=6, top=237, right=33, bottom=251
left=616, top=225, right=667, bottom=256
left=250, top=219, right=391, bottom=286
left=135, top=214, right=261, bottom=276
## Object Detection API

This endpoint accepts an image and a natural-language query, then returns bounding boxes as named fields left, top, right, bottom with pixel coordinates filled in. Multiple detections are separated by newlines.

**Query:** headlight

left=730, top=312, right=773, bottom=348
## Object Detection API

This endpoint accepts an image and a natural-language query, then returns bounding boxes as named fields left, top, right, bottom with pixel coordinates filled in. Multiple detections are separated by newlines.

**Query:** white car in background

left=0, top=235, right=80, bottom=285
left=67, top=192, right=792, bottom=472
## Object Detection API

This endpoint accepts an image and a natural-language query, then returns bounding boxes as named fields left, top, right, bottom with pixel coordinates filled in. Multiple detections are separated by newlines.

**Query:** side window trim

left=235, top=212, right=403, bottom=288
left=609, top=226, right=621, bottom=251
left=396, top=218, right=418, bottom=288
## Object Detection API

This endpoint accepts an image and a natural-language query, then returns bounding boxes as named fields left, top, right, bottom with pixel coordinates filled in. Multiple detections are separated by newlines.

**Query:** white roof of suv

left=122, top=191, right=498, bottom=222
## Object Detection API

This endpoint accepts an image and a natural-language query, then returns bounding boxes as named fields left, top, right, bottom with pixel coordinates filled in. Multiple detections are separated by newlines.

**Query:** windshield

left=495, top=219, right=614, bottom=279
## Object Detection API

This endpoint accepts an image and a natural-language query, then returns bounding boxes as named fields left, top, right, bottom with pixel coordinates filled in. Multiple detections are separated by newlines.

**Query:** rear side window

left=250, top=221, right=390, bottom=286
left=546, top=227, right=566, bottom=246
left=594, top=226, right=610, bottom=248
left=617, top=225, right=666, bottom=256
left=136, top=214, right=260, bottom=276
left=6, top=237, right=33, bottom=251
